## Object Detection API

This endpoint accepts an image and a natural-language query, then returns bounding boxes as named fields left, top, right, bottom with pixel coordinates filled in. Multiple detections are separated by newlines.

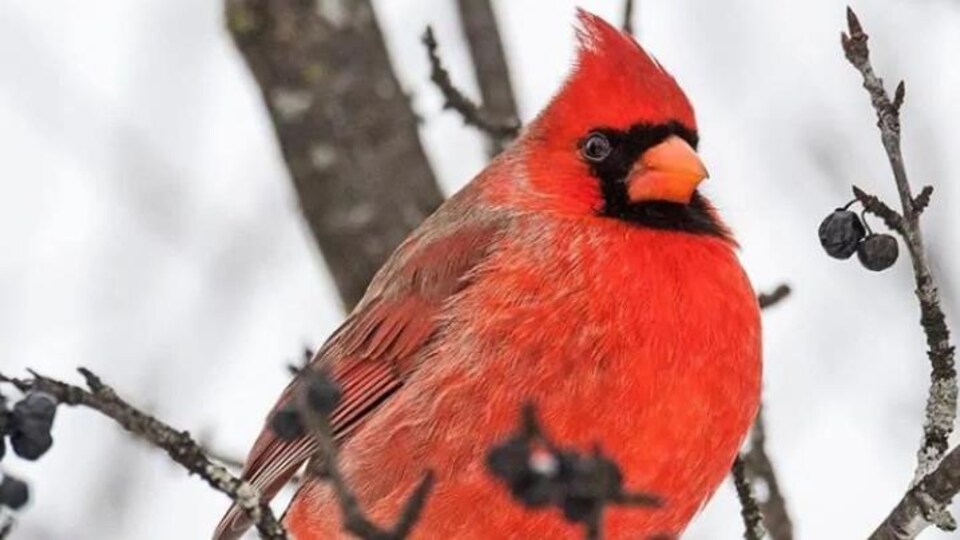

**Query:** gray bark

left=225, top=0, right=445, bottom=310
left=455, top=0, right=519, bottom=156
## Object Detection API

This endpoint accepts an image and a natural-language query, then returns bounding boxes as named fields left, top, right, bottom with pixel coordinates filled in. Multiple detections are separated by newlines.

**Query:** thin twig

left=758, top=284, right=791, bottom=310
left=0, top=369, right=287, bottom=539
left=0, top=515, right=12, bottom=540
left=842, top=6, right=958, bottom=533
left=622, top=0, right=636, bottom=36
left=421, top=26, right=520, bottom=140
left=294, top=372, right=434, bottom=540
left=732, top=455, right=766, bottom=540
left=852, top=185, right=906, bottom=234
left=743, top=408, right=794, bottom=540
left=738, top=285, right=795, bottom=539
left=454, top=0, right=520, bottom=156
left=913, top=186, right=934, bottom=214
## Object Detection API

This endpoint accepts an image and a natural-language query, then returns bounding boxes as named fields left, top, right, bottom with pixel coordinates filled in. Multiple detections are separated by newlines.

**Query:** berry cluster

left=0, top=391, right=59, bottom=513
left=2, top=392, right=58, bottom=461
left=0, top=392, right=57, bottom=461
left=818, top=203, right=899, bottom=271
left=486, top=405, right=661, bottom=534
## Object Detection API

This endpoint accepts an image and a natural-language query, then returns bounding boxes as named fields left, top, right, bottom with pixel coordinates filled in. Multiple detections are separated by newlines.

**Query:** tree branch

left=622, top=0, right=636, bottom=36
left=736, top=285, right=795, bottom=540
left=284, top=369, right=434, bottom=540
left=852, top=185, right=906, bottom=235
left=758, top=284, right=791, bottom=310
left=225, top=0, right=445, bottom=310
left=422, top=26, right=520, bottom=141
left=0, top=369, right=287, bottom=539
left=732, top=454, right=766, bottom=540
left=743, top=407, right=793, bottom=540
left=870, top=443, right=960, bottom=539
left=842, top=6, right=958, bottom=533
left=455, top=0, right=520, bottom=156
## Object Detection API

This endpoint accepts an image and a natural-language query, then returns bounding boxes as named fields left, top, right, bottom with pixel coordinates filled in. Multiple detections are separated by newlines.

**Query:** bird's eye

left=581, top=133, right=612, bottom=162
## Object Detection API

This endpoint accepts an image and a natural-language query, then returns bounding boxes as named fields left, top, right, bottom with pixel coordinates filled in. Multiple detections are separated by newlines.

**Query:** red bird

left=216, top=10, right=760, bottom=539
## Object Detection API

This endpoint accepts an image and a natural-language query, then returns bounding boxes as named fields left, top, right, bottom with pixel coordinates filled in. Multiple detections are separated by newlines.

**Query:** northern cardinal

left=216, top=10, right=760, bottom=539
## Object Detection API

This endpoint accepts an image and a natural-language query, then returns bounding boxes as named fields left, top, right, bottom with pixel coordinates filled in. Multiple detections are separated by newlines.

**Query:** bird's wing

left=213, top=216, right=504, bottom=540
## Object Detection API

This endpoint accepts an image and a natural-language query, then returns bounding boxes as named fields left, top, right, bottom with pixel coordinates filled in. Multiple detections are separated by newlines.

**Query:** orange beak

left=626, top=135, right=709, bottom=204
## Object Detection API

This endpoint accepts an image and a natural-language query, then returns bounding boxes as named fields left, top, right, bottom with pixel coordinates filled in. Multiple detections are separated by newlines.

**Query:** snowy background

left=2, top=0, right=959, bottom=538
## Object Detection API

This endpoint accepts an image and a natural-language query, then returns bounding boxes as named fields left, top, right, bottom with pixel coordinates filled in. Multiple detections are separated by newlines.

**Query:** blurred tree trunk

left=225, top=0, right=444, bottom=310
left=455, top=0, right=519, bottom=156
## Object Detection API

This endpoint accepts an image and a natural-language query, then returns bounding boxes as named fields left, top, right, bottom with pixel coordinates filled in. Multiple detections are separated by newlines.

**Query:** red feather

left=535, top=10, right=697, bottom=143
left=213, top=185, right=505, bottom=539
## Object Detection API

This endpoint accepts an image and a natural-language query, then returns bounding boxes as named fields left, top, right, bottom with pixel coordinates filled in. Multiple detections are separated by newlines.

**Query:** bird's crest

left=535, top=10, right=696, bottom=137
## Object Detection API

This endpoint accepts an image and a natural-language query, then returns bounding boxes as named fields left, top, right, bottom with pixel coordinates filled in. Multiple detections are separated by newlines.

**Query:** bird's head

left=521, top=9, right=728, bottom=239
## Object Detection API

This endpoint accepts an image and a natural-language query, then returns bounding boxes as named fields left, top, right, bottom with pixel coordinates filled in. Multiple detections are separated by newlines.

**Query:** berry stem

left=860, top=208, right=873, bottom=235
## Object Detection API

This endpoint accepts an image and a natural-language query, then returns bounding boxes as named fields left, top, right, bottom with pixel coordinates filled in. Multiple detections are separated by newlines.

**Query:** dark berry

left=305, top=371, right=342, bottom=416
left=857, top=233, right=899, bottom=271
left=0, top=397, right=10, bottom=436
left=269, top=405, right=304, bottom=440
left=818, top=209, right=866, bottom=259
left=0, top=474, right=29, bottom=510
left=10, top=429, right=53, bottom=460
left=14, top=392, right=57, bottom=427
left=8, top=393, right=57, bottom=461
left=8, top=392, right=58, bottom=459
left=0, top=399, right=8, bottom=461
